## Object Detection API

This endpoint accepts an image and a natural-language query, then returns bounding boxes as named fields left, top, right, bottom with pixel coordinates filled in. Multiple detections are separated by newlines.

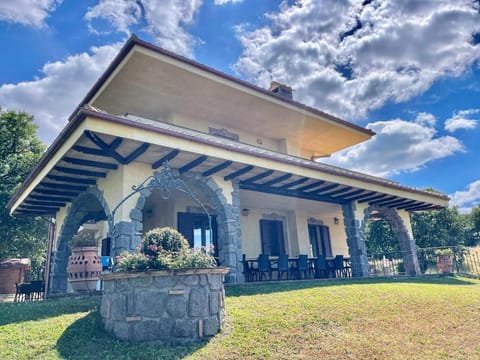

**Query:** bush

left=116, top=227, right=216, bottom=272
left=71, top=230, right=98, bottom=248
left=434, top=248, right=454, bottom=256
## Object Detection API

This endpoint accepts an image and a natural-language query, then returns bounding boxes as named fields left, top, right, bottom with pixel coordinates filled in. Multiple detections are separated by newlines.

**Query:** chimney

left=269, top=81, right=293, bottom=100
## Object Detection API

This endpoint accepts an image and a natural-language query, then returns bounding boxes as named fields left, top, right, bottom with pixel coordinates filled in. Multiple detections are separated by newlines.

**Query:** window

left=308, top=224, right=332, bottom=257
left=177, top=212, right=218, bottom=257
left=260, top=219, right=286, bottom=256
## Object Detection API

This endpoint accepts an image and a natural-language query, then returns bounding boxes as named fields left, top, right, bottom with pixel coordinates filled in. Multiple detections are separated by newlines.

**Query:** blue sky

left=1, top=0, right=480, bottom=212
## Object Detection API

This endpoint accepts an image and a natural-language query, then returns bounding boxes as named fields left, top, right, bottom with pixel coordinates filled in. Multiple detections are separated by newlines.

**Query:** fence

left=367, top=246, right=480, bottom=278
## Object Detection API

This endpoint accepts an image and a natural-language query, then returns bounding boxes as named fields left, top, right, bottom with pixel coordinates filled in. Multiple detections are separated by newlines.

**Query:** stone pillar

left=206, top=180, right=243, bottom=283
left=342, top=201, right=369, bottom=277
left=388, top=210, right=420, bottom=276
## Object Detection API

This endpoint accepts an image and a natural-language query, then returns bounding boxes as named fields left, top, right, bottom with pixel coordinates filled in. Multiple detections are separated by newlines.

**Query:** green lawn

left=1, top=276, right=479, bottom=359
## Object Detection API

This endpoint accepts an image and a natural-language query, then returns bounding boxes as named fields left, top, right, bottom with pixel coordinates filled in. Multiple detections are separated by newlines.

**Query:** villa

left=7, top=35, right=448, bottom=294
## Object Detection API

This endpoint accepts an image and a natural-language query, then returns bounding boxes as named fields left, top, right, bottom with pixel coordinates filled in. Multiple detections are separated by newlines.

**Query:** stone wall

left=100, top=268, right=229, bottom=343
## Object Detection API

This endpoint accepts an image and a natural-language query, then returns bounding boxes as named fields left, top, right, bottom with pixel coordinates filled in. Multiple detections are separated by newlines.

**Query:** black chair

left=314, top=255, right=328, bottom=279
left=277, top=254, right=290, bottom=280
left=296, top=255, right=309, bottom=280
left=334, top=255, right=349, bottom=278
left=242, top=255, right=257, bottom=282
left=14, top=282, right=31, bottom=302
left=258, top=254, right=272, bottom=281
left=29, top=280, right=45, bottom=300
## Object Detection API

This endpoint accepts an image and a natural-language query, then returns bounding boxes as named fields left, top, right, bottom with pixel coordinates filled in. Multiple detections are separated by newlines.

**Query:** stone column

left=342, top=201, right=369, bottom=277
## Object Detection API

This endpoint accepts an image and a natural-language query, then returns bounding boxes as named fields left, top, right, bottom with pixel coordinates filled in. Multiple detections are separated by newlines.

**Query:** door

left=260, top=219, right=286, bottom=256
left=177, top=212, right=218, bottom=257
left=308, top=224, right=332, bottom=257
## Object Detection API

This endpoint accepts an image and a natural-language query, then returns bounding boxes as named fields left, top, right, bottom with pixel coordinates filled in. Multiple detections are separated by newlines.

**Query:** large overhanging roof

left=8, top=107, right=448, bottom=216
left=73, top=35, right=374, bottom=158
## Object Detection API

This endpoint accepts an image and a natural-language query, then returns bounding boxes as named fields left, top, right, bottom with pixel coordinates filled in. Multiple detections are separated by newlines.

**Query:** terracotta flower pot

left=67, top=246, right=102, bottom=292
left=436, top=255, right=453, bottom=274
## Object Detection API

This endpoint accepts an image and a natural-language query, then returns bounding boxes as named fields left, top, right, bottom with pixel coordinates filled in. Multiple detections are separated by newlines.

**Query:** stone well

left=100, top=267, right=229, bottom=343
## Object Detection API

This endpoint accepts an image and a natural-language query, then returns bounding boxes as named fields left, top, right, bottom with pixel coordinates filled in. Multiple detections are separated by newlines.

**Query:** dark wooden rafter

left=124, top=143, right=150, bottom=163
left=20, top=205, right=59, bottom=211
left=54, top=166, right=106, bottom=178
left=73, top=145, right=107, bottom=157
left=46, top=174, right=96, bottom=185
left=296, top=180, right=325, bottom=192
left=224, top=165, right=255, bottom=181
left=393, top=200, right=421, bottom=209
left=403, top=203, right=433, bottom=212
left=261, top=173, right=292, bottom=186
left=377, top=198, right=414, bottom=208
left=369, top=195, right=397, bottom=205
left=40, top=183, right=88, bottom=192
left=358, top=193, right=390, bottom=203
left=202, top=160, right=233, bottom=177
left=29, top=195, right=72, bottom=202
left=24, top=200, right=65, bottom=207
left=152, top=149, right=180, bottom=169
left=344, top=191, right=376, bottom=201
left=179, top=155, right=208, bottom=174
left=320, top=186, right=353, bottom=197
left=313, top=184, right=339, bottom=194
left=280, top=177, right=309, bottom=189
left=240, top=182, right=345, bottom=205
left=62, top=156, right=118, bottom=170
left=334, top=189, right=365, bottom=199
left=16, top=209, right=55, bottom=215
left=397, top=201, right=424, bottom=210
left=34, top=189, right=78, bottom=197
left=85, top=131, right=126, bottom=164
left=241, top=170, right=274, bottom=184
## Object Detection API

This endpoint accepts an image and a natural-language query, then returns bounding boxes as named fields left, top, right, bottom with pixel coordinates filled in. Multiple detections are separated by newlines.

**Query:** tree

left=0, top=106, right=47, bottom=278
left=410, top=207, right=471, bottom=248
left=364, top=219, right=399, bottom=256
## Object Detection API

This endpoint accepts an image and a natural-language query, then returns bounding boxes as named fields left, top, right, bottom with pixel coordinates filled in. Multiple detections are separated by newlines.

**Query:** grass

left=1, top=276, right=479, bottom=359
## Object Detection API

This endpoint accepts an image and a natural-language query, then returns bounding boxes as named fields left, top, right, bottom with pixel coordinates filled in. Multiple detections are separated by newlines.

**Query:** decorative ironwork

left=108, top=161, right=212, bottom=250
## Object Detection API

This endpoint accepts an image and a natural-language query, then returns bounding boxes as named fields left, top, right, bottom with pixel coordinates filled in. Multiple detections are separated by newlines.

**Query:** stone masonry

left=100, top=268, right=229, bottom=343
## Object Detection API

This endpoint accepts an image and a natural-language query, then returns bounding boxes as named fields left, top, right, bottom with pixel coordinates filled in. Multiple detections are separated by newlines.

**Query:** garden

left=1, top=276, right=479, bottom=359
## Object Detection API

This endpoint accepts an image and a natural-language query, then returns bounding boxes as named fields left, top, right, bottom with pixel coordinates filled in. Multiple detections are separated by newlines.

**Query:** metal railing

left=367, top=246, right=480, bottom=278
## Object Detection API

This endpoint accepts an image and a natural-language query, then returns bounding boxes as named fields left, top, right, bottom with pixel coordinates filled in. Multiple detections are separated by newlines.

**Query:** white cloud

left=233, top=0, right=480, bottom=121
left=85, top=0, right=142, bottom=34
left=414, top=112, right=436, bottom=127
left=0, top=43, right=122, bottom=145
left=85, top=0, right=203, bottom=57
left=214, top=0, right=242, bottom=4
left=321, top=116, right=464, bottom=177
left=444, top=108, right=479, bottom=132
left=0, top=0, right=61, bottom=27
left=449, top=180, right=480, bottom=213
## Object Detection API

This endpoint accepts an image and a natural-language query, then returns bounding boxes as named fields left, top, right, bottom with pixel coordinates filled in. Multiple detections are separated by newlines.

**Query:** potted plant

left=100, top=227, right=229, bottom=344
left=435, top=248, right=454, bottom=274
left=66, top=229, right=102, bottom=292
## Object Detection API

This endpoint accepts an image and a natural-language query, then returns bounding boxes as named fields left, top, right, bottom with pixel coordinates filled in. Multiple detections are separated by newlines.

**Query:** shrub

left=71, top=229, right=98, bottom=248
left=434, top=248, right=454, bottom=256
left=115, top=227, right=216, bottom=272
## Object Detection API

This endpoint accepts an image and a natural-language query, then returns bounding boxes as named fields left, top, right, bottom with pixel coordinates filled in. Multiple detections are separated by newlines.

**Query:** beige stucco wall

left=397, top=209, right=414, bottom=239
left=239, top=204, right=348, bottom=259
left=54, top=206, right=68, bottom=247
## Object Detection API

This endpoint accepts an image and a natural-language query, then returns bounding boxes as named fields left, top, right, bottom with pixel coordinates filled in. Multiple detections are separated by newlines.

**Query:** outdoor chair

left=257, top=254, right=272, bottom=281
left=29, top=280, right=45, bottom=300
left=314, top=255, right=328, bottom=279
left=296, top=255, right=309, bottom=280
left=242, top=254, right=257, bottom=282
left=14, top=282, right=31, bottom=302
left=277, top=254, right=290, bottom=280
left=333, top=255, right=350, bottom=278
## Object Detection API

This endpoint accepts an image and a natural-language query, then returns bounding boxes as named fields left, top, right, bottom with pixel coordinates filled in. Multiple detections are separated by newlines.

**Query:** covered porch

left=7, top=108, right=448, bottom=292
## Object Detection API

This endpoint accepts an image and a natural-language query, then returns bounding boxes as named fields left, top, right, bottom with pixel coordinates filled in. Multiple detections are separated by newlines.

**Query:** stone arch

left=50, top=186, right=110, bottom=294
left=362, top=204, right=420, bottom=276
left=123, top=170, right=242, bottom=283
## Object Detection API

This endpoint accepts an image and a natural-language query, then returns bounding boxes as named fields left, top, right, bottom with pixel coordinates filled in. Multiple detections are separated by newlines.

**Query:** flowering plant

left=116, top=227, right=217, bottom=272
